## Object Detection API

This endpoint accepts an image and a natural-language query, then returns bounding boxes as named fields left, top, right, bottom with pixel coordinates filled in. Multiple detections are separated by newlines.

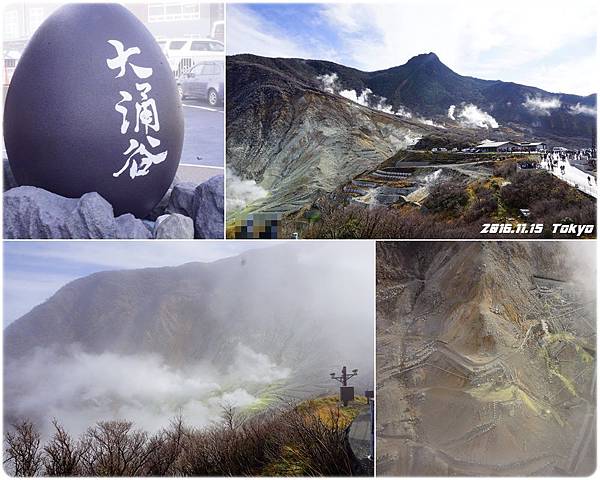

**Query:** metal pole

left=370, top=397, right=375, bottom=461
left=330, top=365, right=357, bottom=407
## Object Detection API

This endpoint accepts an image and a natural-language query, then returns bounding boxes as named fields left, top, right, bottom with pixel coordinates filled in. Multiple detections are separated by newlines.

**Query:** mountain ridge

left=4, top=245, right=373, bottom=379
left=228, top=52, right=596, bottom=140
left=226, top=52, right=596, bottom=217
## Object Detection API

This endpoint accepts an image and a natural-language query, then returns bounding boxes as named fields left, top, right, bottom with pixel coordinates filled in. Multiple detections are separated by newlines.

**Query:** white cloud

left=515, top=54, right=597, bottom=96
left=226, top=167, right=269, bottom=212
left=569, top=102, right=596, bottom=116
left=455, top=104, right=499, bottom=128
left=3, top=241, right=278, bottom=325
left=318, top=0, right=597, bottom=95
left=522, top=94, right=562, bottom=116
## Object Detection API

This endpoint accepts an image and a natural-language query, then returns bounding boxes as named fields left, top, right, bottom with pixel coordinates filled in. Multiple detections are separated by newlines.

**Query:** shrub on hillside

left=500, top=171, right=595, bottom=225
left=423, top=181, right=469, bottom=217
left=493, top=159, right=517, bottom=179
left=4, top=402, right=357, bottom=477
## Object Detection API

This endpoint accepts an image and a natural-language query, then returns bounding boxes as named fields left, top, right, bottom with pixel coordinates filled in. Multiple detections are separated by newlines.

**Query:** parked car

left=178, top=61, right=224, bottom=106
left=158, top=38, right=224, bottom=77
left=211, top=20, right=224, bottom=43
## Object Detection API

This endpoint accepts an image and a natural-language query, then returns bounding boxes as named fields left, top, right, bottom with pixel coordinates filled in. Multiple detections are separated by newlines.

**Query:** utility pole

left=330, top=365, right=358, bottom=406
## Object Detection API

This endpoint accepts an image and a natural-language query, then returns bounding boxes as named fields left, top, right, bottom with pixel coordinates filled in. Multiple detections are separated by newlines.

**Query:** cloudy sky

left=3, top=241, right=373, bottom=326
left=2, top=242, right=259, bottom=325
left=227, top=1, right=598, bottom=95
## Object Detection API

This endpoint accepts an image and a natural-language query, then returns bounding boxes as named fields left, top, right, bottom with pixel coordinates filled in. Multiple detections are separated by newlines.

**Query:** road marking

left=180, top=163, right=224, bottom=170
left=182, top=103, right=224, bottom=113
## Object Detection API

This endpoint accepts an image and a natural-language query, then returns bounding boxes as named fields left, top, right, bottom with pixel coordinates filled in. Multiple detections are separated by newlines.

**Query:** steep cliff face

left=227, top=56, right=435, bottom=214
left=377, top=242, right=596, bottom=476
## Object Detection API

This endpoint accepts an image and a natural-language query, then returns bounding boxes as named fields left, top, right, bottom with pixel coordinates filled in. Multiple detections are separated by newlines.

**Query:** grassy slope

left=260, top=395, right=368, bottom=476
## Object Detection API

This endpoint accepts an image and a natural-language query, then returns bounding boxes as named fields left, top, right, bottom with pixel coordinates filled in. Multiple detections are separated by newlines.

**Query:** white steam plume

left=456, top=104, right=499, bottom=129
left=522, top=94, right=561, bottom=116
left=316, top=72, right=339, bottom=93
left=339, top=87, right=373, bottom=106
left=317, top=73, right=410, bottom=117
left=447, top=105, right=456, bottom=120
left=394, top=105, right=413, bottom=118
left=4, top=343, right=289, bottom=437
left=416, top=117, right=446, bottom=129
left=569, top=102, right=596, bottom=116
left=226, top=167, right=268, bottom=212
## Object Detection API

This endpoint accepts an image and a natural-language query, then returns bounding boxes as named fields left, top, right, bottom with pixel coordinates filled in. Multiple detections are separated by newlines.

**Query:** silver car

left=178, top=61, right=224, bottom=107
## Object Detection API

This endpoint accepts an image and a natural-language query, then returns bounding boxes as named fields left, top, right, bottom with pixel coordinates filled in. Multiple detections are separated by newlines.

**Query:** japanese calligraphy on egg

left=106, top=39, right=168, bottom=179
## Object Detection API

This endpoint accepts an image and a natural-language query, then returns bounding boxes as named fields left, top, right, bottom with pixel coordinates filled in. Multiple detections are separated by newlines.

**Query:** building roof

left=476, top=140, right=546, bottom=148
left=476, top=140, right=519, bottom=148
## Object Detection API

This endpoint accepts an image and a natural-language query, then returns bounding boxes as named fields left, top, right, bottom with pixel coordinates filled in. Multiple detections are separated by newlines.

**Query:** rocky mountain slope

left=376, top=242, right=595, bottom=476
left=227, top=53, right=595, bottom=215
left=5, top=245, right=373, bottom=392
left=226, top=56, right=440, bottom=214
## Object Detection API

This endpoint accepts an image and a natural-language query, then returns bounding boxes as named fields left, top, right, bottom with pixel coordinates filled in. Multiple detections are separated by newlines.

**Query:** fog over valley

left=4, top=242, right=374, bottom=437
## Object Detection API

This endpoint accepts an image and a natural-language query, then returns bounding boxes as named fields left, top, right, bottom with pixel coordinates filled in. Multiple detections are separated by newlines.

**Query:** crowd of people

left=539, top=149, right=596, bottom=189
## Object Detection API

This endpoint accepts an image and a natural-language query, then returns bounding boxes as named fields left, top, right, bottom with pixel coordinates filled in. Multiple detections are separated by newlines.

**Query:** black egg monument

left=3, top=4, right=184, bottom=218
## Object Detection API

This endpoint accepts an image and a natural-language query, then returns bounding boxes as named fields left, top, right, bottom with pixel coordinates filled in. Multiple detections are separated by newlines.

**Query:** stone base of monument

left=3, top=159, right=224, bottom=240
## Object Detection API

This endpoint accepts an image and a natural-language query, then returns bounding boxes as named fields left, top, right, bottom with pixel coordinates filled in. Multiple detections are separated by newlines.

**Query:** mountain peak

left=406, top=52, right=442, bottom=66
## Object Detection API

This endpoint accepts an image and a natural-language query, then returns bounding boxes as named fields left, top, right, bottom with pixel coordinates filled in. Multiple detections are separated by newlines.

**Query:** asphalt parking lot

left=180, top=99, right=224, bottom=168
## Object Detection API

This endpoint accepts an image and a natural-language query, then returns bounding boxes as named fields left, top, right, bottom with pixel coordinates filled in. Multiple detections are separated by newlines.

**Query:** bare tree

left=80, top=420, right=155, bottom=476
left=43, top=419, right=86, bottom=476
left=4, top=402, right=358, bottom=477
left=4, top=420, right=43, bottom=476
left=144, top=415, right=186, bottom=475
left=220, top=402, right=238, bottom=431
